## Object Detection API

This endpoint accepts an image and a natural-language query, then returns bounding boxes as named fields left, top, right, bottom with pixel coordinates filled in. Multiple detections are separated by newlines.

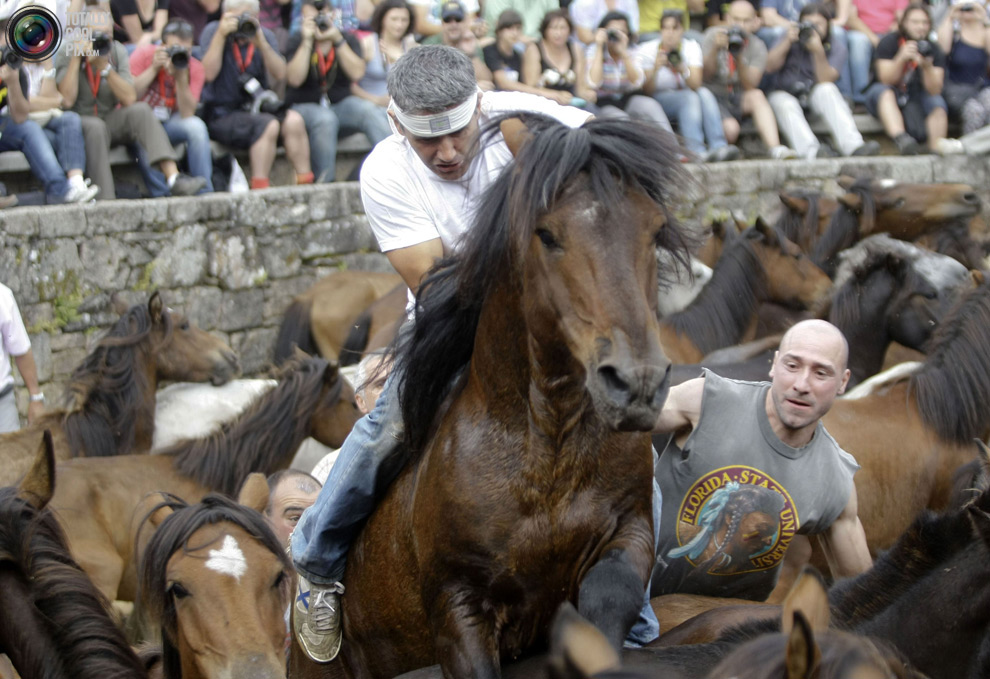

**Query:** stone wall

left=1, top=155, right=985, bottom=416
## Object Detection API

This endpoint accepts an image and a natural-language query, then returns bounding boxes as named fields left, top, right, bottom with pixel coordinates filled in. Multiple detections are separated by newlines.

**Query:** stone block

left=88, top=200, right=145, bottom=234
left=758, top=162, right=790, bottom=191
left=263, top=275, right=317, bottom=323
left=332, top=253, right=391, bottom=273
left=21, top=303, right=53, bottom=334
left=208, top=229, right=267, bottom=290
left=0, top=207, right=40, bottom=236
left=150, top=223, right=209, bottom=288
left=935, top=156, right=987, bottom=187
left=50, top=346, right=88, bottom=381
left=168, top=197, right=207, bottom=225
left=301, top=218, right=378, bottom=259
left=79, top=237, right=130, bottom=291
left=180, top=286, right=224, bottom=331
left=731, top=161, right=763, bottom=194
left=260, top=238, right=303, bottom=280
left=141, top=200, right=171, bottom=228
left=39, top=205, right=89, bottom=238
left=49, top=329, right=89, bottom=353
left=231, top=327, right=278, bottom=375
left=785, top=158, right=844, bottom=180
left=233, top=193, right=269, bottom=228
left=35, top=241, right=84, bottom=299
left=218, top=288, right=265, bottom=332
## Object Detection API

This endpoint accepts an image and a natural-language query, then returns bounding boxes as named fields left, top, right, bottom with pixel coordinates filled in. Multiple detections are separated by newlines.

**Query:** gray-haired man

left=289, top=45, right=619, bottom=663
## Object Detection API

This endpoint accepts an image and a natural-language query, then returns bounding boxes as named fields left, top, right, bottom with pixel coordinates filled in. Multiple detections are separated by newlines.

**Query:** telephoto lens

left=91, top=31, right=112, bottom=56
left=167, top=45, right=189, bottom=69
left=0, top=46, right=22, bottom=69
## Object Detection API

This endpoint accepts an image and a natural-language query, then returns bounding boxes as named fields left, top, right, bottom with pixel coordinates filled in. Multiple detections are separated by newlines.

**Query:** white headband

left=389, top=93, right=478, bottom=138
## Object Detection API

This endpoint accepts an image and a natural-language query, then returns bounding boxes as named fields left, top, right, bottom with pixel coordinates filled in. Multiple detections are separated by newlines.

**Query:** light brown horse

left=0, top=292, right=239, bottom=488
left=659, top=221, right=832, bottom=365
left=138, top=474, right=292, bottom=679
left=273, top=271, right=405, bottom=365
left=48, top=354, right=358, bottom=604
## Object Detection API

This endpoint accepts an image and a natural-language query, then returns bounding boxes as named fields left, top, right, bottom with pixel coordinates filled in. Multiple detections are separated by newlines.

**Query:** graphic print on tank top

left=668, top=466, right=798, bottom=577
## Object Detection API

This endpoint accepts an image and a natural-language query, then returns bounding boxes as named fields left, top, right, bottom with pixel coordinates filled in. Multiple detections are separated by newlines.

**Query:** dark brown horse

left=49, top=354, right=358, bottom=604
left=0, top=291, right=240, bottom=487
left=292, top=116, right=697, bottom=679
left=0, top=431, right=147, bottom=679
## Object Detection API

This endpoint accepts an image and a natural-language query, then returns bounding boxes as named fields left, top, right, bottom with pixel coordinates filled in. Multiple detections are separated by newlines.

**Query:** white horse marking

left=206, top=535, right=248, bottom=580
left=877, top=178, right=898, bottom=190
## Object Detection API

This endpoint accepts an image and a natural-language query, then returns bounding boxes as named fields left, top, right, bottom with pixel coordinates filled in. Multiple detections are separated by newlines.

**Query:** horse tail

left=274, top=298, right=317, bottom=365
left=340, top=311, right=372, bottom=367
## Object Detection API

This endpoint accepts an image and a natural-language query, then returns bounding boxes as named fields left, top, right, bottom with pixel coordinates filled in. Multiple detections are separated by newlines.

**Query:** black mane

left=61, top=302, right=172, bottom=458
left=812, top=178, right=877, bottom=277
left=776, top=189, right=823, bottom=252
left=395, top=114, right=695, bottom=452
left=0, top=485, right=146, bottom=679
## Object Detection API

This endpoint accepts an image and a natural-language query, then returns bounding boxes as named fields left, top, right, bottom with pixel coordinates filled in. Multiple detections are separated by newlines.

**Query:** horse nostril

left=598, top=365, right=631, bottom=404
left=963, top=192, right=980, bottom=204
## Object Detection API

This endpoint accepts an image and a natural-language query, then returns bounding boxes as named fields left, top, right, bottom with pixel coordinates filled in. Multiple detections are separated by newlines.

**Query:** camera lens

left=169, top=48, right=189, bottom=68
left=6, top=6, right=61, bottom=62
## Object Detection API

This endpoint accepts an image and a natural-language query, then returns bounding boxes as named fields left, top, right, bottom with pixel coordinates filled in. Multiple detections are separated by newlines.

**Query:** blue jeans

left=839, top=29, right=873, bottom=104
left=138, top=113, right=214, bottom=196
left=653, top=87, right=728, bottom=155
left=43, top=111, right=86, bottom=174
left=333, top=95, right=391, bottom=145
left=0, top=116, right=68, bottom=200
left=292, top=102, right=340, bottom=183
left=291, top=352, right=662, bottom=645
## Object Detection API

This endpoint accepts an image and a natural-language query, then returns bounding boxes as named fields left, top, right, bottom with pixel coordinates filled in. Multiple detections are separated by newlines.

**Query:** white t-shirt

left=636, top=37, right=703, bottom=91
left=0, top=283, right=31, bottom=392
left=569, top=0, right=640, bottom=36
left=360, top=90, right=591, bottom=304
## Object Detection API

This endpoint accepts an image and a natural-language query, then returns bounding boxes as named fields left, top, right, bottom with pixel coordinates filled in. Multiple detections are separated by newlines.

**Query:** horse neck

left=0, top=571, right=67, bottom=679
left=831, top=302, right=890, bottom=387
left=814, top=206, right=861, bottom=276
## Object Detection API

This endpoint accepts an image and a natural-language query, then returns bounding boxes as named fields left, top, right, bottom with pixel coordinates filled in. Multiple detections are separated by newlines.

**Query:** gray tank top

left=655, top=371, right=858, bottom=600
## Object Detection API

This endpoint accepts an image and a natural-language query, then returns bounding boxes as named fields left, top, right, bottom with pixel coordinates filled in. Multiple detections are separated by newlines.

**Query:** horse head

left=777, top=189, right=840, bottom=254
left=748, top=220, right=831, bottom=309
left=139, top=476, right=292, bottom=679
left=836, top=176, right=980, bottom=237
left=301, top=354, right=361, bottom=449
left=146, top=292, right=240, bottom=387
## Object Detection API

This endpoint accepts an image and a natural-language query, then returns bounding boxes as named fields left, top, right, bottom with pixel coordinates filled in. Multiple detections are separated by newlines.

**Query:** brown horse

left=138, top=475, right=292, bottom=679
left=659, top=220, right=831, bottom=364
left=273, top=271, right=405, bottom=365
left=0, top=291, right=239, bottom=488
left=0, top=431, right=148, bottom=679
left=49, top=354, right=358, bottom=604
left=337, top=282, right=408, bottom=366
left=291, top=116, right=698, bottom=679
left=776, top=188, right=840, bottom=255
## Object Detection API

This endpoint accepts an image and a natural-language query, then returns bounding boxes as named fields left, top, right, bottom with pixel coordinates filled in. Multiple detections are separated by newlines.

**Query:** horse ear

left=781, top=566, right=830, bottom=635
left=753, top=217, right=776, bottom=243
left=500, top=117, right=532, bottom=158
left=784, top=611, right=821, bottom=679
left=323, top=359, right=341, bottom=384
left=148, top=291, right=165, bottom=325
left=779, top=191, right=810, bottom=215
left=18, top=429, right=56, bottom=510
left=971, top=269, right=985, bottom=287
left=547, top=602, right=620, bottom=679
left=237, top=473, right=271, bottom=514
left=837, top=192, right=864, bottom=213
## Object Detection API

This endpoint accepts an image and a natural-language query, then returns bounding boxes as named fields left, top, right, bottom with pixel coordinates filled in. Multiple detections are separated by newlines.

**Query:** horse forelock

left=167, top=355, right=334, bottom=496
left=398, top=116, right=694, bottom=453
left=911, top=277, right=990, bottom=442
left=829, top=249, right=902, bottom=331
left=0, top=486, right=145, bottom=679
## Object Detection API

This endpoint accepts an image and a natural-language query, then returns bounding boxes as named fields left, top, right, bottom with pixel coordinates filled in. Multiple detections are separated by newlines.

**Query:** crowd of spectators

left=0, top=0, right=984, bottom=203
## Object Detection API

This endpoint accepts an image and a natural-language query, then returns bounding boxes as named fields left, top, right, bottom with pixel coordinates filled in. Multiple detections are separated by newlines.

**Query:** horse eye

left=168, top=582, right=190, bottom=599
left=535, top=228, right=560, bottom=250
left=273, top=571, right=287, bottom=589
left=179, top=321, right=190, bottom=331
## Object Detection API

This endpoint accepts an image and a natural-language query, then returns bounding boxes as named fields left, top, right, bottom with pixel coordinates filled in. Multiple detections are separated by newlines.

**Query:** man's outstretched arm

left=653, top=376, right=705, bottom=434
left=817, top=484, right=873, bottom=579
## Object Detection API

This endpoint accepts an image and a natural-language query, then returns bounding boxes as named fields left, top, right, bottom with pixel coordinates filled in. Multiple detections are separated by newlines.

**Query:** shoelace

left=310, top=590, right=338, bottom=633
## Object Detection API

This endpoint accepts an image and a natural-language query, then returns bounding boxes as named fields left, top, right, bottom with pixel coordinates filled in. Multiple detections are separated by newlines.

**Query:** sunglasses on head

left=442, top=13, right=464, bottom=22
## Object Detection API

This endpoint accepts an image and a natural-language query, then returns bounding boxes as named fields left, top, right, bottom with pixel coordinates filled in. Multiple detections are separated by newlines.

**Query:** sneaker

left=169, top=173, right=207, bottom=196
left=815, top=144, right=839, bottom=159
left=936, top=137, right=965, bottom=156
left=894, top=133, right=922, bottom=156
left=293, top=576, right=345, bottom=663
left=63, top=183, right=100, bottom=203
left=850, top=140, right=881, bottom=157
left=705, top=144, right=742, bottom=162
left=769, top=145, right=798, bottom=160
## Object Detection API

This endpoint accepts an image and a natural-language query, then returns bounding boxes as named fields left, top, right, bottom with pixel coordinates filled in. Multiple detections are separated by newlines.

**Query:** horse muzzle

left=211, top=350, right=242, bottom=386
left=591, top=360, right=671, bottom=432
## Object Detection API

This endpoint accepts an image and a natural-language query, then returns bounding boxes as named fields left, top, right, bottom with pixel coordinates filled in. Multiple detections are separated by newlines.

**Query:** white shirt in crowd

left=636, top=37, right=703, bottom=91
left=0, top=282, right=31, bottom=392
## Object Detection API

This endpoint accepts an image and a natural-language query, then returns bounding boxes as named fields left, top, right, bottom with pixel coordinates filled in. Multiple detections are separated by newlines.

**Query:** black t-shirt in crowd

left=874, top=32, right=946, bottom=101
left=483, top=43, right=523, bottom=85
left=193, top=21, right=280, bottom=119
left=111, top=0, right=170, bottom=43
left=283, top=31, right=362, bottom=106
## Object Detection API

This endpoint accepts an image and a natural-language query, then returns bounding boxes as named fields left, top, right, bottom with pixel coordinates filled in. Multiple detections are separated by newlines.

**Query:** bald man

left=266, top=470, right=323, bottom=548
left=651, top=320, right=871, bottom=600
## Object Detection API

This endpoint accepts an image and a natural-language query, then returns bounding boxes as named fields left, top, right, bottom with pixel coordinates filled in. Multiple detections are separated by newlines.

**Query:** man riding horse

left=287, top=46, right=675, bottom=663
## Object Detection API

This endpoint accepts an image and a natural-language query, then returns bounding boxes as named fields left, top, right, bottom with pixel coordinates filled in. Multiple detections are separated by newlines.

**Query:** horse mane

left=776, top=189, right=821, bottom=250
left=665, top=227, right=771, bottom=357
left=61, top=302, right=171, bottom=458
left=910, top=276, right=990, bottom=442
left=828, top=250, right=903, bottom=332
left=162, top=355, right=341, bottom=496
left=812, top=179, right=877, bottom=275
left=138, top=493, right=291, bottom=679
left=0, top=486, right=146, bottom=679
left=395, top=114, right=695, bottom=453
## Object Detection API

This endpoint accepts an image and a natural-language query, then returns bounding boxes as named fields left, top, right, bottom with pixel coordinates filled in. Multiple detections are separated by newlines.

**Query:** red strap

left=897, top=37, right=917, bottom=86
left=84, top=61, right=101, bottom=116
left=157, top=69, right=175, bottom=110
left=232, top=42, right=255, bottom=73
left=727, top=52, right=737, bottom=93
left=316, top=45, right=337, bottom=78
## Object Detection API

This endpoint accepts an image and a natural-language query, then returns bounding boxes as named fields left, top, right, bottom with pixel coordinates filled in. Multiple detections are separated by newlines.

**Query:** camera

left=607, top=29, right=620, bottom=42
left=798, top=21, right=816, bottom=43
left=240, top=73, right=284, bottom=115
left=666, top=48, right=681, bottom=67
left=788, top=80, right=811, bottom=108
left=167, top=45, right=190, bottom=69
left=235, top=13, right=258, bottom=39
left=916, top=39, right=934, bottom=58
left=91, top=31, right=112, bottom=56
left=0, top=46, right=22, bottom=69
left=727, top=27, right=745, bottom=55
left=315, top=14, right=331, bottom=31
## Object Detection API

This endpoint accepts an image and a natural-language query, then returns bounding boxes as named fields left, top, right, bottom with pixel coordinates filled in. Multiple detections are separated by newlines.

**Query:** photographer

left=864, top=3, right=947, bottom=154
left=702, top=1, right=795, bottom=159
left=56, top=0, right=206, bottom=197
left=285, top=0, right=384, bottom=182
left=641, top=9, right=741, bottom=161
left=764, top=3, right=879, bottom=158
left=195, top=0, right=314, bottom=188
left=130, top=19, right=212, bottom=193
